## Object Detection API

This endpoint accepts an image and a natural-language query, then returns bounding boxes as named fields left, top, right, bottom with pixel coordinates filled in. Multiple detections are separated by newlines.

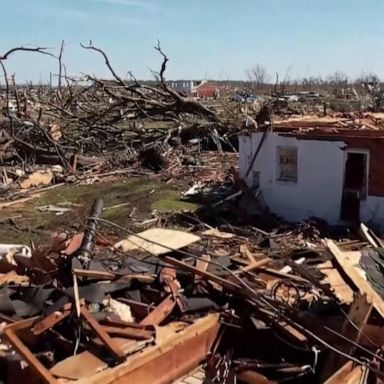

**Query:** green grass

left=152, top=190, right=196, bottom=212
left=0, top=177, right=197, bottom=243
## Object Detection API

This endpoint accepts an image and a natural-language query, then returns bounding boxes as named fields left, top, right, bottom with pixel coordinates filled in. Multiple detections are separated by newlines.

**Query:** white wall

left=239, top=132, right=346, bottom=223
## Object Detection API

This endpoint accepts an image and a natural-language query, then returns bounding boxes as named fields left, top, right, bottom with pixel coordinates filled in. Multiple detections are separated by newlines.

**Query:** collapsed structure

left=239, top=113, right=384, bottom=227
left=0, top=193, right=382, bottom=383
left=1, top=43, right=384, bottom=383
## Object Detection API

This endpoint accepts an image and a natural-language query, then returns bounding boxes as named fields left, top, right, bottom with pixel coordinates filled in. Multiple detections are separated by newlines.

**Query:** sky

left=0, top=0, right=384, bottom=83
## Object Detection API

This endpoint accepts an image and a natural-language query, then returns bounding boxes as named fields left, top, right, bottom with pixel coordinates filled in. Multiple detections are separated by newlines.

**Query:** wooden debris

left=75, top=314, right=220, bottom=384
left=202, top=228, right=235, bottom=239
left=326, top=239, right=384, bottom=317
left=115, top=228, right=201, bottom=255
left=0, top=270, right=29, bottom=286
left=317, top=259, right=354, bottom=304
left=4, top=318, right=58, bottom=384
left=19, top=170, right=53, bottom=189
left=80, top=306, right=126, bottom=361
left=50, top=351, right=108, bottom=380
left=360, top=223, right=384, bottom=248
left=140, top=295, right=176, bottom=326
left=1, top=198, right=384, bottom=383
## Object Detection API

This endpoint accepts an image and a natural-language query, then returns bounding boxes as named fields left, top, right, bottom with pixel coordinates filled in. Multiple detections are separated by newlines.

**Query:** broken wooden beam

left=163, top=256, right=242, bottom=292
left=75, top=313, right=221, bottom=384
left=140, top=295, right=176, bottom=326
left=80, top=307, right=126, bottom=360
left=4, top=318, right=58, bottom=384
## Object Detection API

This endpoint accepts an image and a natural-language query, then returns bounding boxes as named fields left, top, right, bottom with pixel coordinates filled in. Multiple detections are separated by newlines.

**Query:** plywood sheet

left=326, top=239, right=384, bottom=317
left=50, top=350, right=108, bottom=380
left=318, top=260, right=354, bottom=304
left=115, top=228, right=201, bottom=256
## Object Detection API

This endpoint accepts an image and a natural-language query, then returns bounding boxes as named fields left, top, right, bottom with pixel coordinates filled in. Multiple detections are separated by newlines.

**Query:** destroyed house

left=239, top=116, right=384, bottom=227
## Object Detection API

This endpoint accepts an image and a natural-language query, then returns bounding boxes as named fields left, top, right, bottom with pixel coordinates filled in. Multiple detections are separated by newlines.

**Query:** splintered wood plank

left=163, top=256, right=241, bottom=291
left=32, top=306, right=72, bottom=335
left=323, top=361, right=354, bottom=384
left=324, top=361, right=367, bottom=384
left=317, top=260, right=354, bottom=304
left=360, top=223, right=384, bottom=248
left=140, top=295, right=176, bottom=326
left=236, top=258, right=271, bottom=274
left=344, top=366, right=367, bottom=384
left=194, top=254, right=211, bottom=287
left=116, top=228, right=201, bottom=256
left=73, top=274, right=81, bottom=317
left=92, top=337, right=151, bottom=355
left=73, top=268, right=116, bottom=279
left=76, top=313, right=221, bottom=384
left=50, top=351, right=108, bottom=380
left=81, top=307, right=126, bottom=360
left=195, top=254, right=210, bottom=275
left=73, top=269, right=156, bottom=284
left=319, top=294, right=372, bottom=382
left=113, top=338, right=151, bottom=355
left=103, top=325, right=152, bottom=340
left=4, top=325, right=58, bottom=384
left=0, top=271, right=29, bottom=286
left=326, top=239, right=384, bottom=317
left=154, top=321, right=189, bottom=346
left=54, top=339, right=152, bottom=380
left=275, top=321, right=308, bottom=345
left=257, top=267, right=309, bottom=283
left=239, top=244, right=257, bottom=264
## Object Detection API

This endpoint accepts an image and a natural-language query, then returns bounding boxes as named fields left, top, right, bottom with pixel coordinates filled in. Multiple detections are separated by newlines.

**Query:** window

left=277, top=146, right=297, bottom=182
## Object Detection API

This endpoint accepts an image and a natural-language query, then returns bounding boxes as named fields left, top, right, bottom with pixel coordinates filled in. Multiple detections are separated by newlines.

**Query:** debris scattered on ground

left=0, top=197, right=382, bottom=383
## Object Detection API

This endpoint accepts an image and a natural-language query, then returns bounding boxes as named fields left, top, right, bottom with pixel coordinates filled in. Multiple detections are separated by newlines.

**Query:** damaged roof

left=248, top=112, right=384, bottom=139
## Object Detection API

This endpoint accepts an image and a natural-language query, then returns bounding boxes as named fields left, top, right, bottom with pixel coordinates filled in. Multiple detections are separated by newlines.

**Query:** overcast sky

left=1, top=0, right=383, bottom=83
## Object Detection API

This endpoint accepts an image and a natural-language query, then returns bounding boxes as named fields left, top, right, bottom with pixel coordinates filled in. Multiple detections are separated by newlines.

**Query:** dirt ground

left=0, top=176, right=196, bottom=245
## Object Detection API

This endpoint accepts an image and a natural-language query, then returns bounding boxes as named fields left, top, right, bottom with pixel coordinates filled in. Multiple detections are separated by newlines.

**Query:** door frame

left=340, top=148, right=369, bottom=222
left=343, top=148, right=369, bottom=200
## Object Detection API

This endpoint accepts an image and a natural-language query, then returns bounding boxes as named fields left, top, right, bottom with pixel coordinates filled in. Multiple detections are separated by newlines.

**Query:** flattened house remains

left=239, top=114, right=384, bottom=227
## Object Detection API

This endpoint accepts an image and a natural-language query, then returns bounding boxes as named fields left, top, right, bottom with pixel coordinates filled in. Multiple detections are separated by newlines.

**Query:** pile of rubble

left=272, top=112, right=384, bottom=132
left=0, top=199, right=383, bottom=383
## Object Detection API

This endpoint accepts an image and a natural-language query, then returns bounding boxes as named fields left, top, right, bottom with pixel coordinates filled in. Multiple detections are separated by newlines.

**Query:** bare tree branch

left=0, top=46, right=53, bottom=60
left=154, top=40, right=169, bottom=85
left=80, top=41, right=125, bottom=86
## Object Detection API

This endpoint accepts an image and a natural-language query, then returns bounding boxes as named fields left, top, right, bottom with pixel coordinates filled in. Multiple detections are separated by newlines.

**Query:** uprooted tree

left=0, top=41, right=243, bottom=172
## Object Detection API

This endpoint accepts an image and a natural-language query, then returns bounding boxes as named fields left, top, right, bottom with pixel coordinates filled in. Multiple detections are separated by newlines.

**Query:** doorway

left=340, top=151, right=368, bottom=222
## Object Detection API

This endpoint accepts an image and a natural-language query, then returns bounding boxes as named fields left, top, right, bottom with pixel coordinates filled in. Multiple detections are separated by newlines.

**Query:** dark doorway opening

left=340, top=152, right=367, bottom=222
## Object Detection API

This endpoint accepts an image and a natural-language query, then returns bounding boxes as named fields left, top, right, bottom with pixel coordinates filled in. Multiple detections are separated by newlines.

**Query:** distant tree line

left=244, top=64, right=381, bottom=97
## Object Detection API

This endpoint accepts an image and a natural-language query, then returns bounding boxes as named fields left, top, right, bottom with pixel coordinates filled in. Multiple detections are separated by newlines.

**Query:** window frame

left=276, top=146, right=298, bottom=183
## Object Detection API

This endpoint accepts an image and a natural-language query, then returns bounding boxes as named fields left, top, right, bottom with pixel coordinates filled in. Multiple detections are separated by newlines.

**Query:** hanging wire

left=86, top=216, right=384, bottom=376
left=322, top=325, right=384, bottom=364
left=337, top=305, right=380, bottom=349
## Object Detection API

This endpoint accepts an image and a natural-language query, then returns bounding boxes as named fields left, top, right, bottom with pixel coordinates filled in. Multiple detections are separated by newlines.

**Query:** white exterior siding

left=240, top=132, right=345, bottom=223
left=240, top=132, right=384, bottom=226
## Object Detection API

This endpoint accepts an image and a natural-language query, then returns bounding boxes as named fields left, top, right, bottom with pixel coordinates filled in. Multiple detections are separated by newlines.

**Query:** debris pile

left=0, top=199, right=382, bottom=383
left=272, top=112, right=384, bottom=132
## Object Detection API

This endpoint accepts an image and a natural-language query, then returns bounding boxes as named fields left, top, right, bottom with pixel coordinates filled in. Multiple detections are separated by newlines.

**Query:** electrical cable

left=322, top=325, right=384, bottom=364
left=87, top=216, right=384, bottom=377
left=337, top=305, right=379, bottom=349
